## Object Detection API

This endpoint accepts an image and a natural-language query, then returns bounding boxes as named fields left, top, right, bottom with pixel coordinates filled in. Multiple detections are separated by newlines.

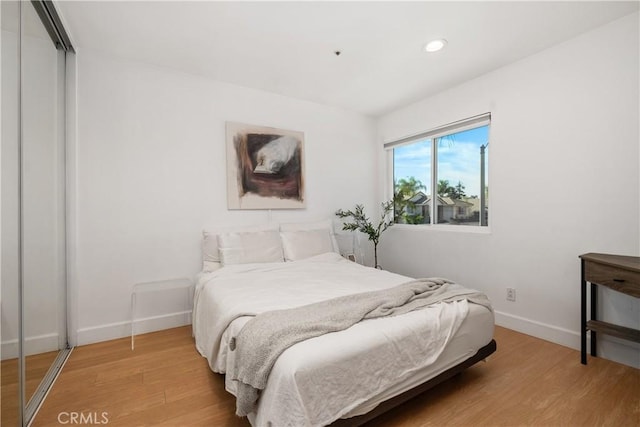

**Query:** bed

left=193, top=221, right=496, bottom=427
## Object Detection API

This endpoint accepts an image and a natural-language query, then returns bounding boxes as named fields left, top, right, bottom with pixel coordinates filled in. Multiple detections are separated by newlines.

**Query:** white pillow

left=279, top=219, right=333, bottom=232
left=280, top=229, right=335, bottom=261
left=202, top=223, right=278, bottom=271
left=203, top=259, right=222, bottom=272
left=218, top=229, right=284, bottom=266
left=279, top=219, right=340, bottom=253
left=202, top=232, right=222, bottom=271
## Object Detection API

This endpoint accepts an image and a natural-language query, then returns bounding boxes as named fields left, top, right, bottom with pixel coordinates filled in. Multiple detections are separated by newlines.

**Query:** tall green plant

left=335, top=201, right=394, bottom=268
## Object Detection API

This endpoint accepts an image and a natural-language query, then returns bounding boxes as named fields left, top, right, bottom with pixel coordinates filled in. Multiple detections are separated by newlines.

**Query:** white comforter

left=193, top=253, right=482, bottom=427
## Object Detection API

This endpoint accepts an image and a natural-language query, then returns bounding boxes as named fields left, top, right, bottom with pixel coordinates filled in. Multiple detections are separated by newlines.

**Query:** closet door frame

left=18, top=1, right=74, bottom=425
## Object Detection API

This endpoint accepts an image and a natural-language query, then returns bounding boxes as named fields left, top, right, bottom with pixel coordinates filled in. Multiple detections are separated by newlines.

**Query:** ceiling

left=57, top=1, right=639, bottom=117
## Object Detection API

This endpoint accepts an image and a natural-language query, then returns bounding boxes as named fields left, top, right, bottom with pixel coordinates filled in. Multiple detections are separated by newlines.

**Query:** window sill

left=390, top=223, right=492, bottom=234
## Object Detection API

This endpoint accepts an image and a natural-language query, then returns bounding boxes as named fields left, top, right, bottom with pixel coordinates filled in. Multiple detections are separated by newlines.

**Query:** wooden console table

left=579, top=253, right=640, bottom=364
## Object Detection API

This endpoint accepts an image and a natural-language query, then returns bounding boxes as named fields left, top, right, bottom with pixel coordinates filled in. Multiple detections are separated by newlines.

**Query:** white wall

left=377, top=13, right=639, bottom=367
left=73, top=49, right=377, bottom=345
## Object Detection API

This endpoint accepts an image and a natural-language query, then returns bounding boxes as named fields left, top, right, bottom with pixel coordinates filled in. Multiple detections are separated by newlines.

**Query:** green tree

left=452, top=181, right=466, bottom=199
left=438, top=179, right=465, bottom=200
left=393, top=177, right=425, bottom=223
left=438, top=179, right=454, bottom=197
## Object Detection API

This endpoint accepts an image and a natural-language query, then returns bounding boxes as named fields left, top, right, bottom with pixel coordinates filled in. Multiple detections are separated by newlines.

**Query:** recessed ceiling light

left=424, top=39, right=447, bottom=53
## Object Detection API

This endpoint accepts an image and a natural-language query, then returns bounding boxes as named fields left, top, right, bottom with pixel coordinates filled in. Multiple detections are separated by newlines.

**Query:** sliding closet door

left=2, top=1, right=70, bottom=424
left=21, top=0, right=68, bottom=409
left=1, top=1, right=21, bottom=425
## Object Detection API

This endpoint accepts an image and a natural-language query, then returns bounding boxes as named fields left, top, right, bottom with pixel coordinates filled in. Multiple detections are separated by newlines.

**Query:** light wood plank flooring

left=31, top=326, right=639, bottom=426
left=1, top=350, right=60, bottom=426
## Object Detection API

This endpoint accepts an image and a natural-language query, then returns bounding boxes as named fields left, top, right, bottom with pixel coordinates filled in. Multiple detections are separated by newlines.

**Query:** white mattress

left=193, top=253, right=494, bottom=426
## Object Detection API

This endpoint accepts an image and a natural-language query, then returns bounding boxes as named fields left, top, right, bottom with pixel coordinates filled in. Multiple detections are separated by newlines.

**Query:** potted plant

left=335, top=201, right=394, bottom=269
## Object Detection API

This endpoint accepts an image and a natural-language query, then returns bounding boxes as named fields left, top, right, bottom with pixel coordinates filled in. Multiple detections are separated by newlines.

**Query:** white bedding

left=193, top=252, right=494, bottom=427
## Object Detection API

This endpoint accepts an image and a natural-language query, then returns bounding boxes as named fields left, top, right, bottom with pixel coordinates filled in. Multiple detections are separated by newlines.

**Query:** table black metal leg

left=590, top=282, right=597, bottom=357
left=581, top=261, right=587, bottom=364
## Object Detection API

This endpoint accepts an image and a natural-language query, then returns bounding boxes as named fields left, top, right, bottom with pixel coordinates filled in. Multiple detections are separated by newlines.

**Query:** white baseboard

left=494, top=310, right=639, bottom=369
left=1, top=333, right=60, bottom=360
left=76, top=311, right=192, bottom=347
left=8, top=310, right=638, bottom=369
left=494, top=310, right=580, bottom=349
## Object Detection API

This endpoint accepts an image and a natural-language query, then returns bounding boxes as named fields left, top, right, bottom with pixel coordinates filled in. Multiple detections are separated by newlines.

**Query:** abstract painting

left=226, top=122, right=305, bottom=209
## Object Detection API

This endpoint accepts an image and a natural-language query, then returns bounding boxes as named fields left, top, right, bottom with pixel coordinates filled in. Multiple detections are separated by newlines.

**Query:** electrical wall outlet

left=506, top=288, right=516, bottom=302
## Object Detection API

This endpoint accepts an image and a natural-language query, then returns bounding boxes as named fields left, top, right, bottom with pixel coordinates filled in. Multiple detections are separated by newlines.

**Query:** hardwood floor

left=31, top=326, right=639, bottom=427
left=1, top=350, right=60, bottom=426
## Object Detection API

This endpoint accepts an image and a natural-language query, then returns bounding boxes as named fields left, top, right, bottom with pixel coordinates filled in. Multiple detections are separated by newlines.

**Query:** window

left=386, top=113, right=490, bottom=227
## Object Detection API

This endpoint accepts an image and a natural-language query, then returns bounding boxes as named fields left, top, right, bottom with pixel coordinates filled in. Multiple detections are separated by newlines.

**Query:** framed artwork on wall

left=226, top=122, right=306, bottom=210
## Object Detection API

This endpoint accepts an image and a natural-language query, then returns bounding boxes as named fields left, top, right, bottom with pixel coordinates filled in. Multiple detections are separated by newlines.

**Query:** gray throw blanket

left=229, top=278, right=492, bottom=416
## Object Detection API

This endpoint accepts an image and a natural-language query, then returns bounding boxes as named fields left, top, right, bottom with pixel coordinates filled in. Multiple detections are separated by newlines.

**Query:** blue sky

left=393, top=125, right=489, bottom=198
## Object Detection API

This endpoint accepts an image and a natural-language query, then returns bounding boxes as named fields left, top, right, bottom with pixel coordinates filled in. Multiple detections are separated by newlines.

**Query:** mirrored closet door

left=1, top=1, right=22, bottom=423
left=1, top=1, right=73, bottom=425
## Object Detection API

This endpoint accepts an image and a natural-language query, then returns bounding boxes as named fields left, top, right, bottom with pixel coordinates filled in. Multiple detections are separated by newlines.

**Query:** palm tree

left=438, top=179, right=454, bottom=197
left=393, top=177, right=425, bottom=223
left=437, top=179, right=465, bottom=200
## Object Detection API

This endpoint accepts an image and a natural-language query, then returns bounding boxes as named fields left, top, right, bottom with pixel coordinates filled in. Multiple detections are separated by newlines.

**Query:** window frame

left=385, top=113, right=491, bottom=232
